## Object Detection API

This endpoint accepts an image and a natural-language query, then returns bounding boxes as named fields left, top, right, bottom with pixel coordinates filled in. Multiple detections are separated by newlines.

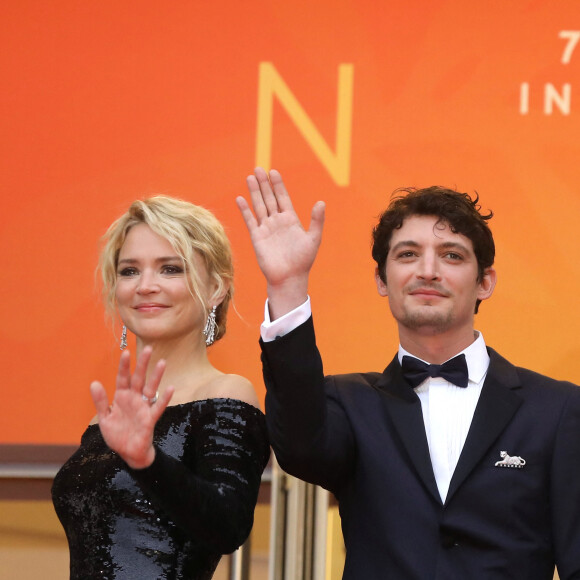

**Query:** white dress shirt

left=261, top=297, right=490, bottom=502
left=398, top=337, right=489, bottom=501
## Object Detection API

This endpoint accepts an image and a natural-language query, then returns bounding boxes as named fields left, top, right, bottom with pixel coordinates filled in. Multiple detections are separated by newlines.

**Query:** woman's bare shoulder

left=207, top=373, right=261, bottom=409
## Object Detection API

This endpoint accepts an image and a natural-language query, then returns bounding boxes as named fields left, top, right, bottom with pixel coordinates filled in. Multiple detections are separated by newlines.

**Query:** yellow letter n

left=256, top=62, right=354, bottom=187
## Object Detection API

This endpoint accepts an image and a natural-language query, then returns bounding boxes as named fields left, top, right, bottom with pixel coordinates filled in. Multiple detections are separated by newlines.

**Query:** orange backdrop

left=2, top=1, right=580, bottom=445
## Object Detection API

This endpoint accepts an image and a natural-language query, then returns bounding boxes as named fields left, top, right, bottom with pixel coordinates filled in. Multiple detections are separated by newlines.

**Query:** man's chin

left=398, top=310, right=453, bottom=333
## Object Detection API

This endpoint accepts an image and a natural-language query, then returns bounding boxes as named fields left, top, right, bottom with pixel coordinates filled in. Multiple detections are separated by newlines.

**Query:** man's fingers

left=309, top=201, right=326, bottom=243
left=236, top=196, right=258, bottom=233
left=244, top=167, right=300, bottom=223
left=269, top=169, right=295, bottom=213
left=246, top=174, right=269, bottom=222
left=254, top=167, right=280, bottom=216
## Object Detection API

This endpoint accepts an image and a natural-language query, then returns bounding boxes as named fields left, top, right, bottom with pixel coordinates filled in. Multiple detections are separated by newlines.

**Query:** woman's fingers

left=142, top=359, right=165, bottom=401
left=115, top=350, right=132, bottom=391
left=106, top=348, right=170, bottom=421
left=130, top=346, right=152, bottom=394
left=150, top=385, right=174, bottom=423
left=90, top=381, right=110, bottom=418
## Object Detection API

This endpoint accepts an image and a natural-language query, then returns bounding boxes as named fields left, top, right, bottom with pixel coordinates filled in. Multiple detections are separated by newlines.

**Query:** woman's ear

left=208, top=275, right=229, bottom=309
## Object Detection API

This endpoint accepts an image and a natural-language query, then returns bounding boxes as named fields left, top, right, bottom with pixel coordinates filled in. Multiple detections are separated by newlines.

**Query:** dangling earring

left=202, top=306, right=217, bottom=346
left=120, top=325, right=128, bottom=350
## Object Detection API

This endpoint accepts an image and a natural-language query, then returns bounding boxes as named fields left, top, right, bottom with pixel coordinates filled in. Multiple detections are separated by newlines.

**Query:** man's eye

left=445, top=252, right=463, bottom=261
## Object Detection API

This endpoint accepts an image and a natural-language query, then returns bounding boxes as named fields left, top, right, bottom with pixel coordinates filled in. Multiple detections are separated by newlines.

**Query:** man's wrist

left=266, top=277, right=309, bottom=320
left=261, top=297, right=311, bottom=342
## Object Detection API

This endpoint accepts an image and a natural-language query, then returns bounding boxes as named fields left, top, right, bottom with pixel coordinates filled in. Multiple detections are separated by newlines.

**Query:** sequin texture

left=52, top=398, right=270, bottom=579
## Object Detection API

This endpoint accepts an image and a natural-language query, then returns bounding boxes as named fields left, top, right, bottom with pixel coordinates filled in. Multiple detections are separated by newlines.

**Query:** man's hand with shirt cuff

left=261, top=297, right=312, bottom=342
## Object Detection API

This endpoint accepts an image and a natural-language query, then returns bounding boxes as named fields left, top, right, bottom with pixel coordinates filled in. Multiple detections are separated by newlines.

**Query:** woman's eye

left=118, top=267, right=138, bottom=277
left=162, top=265, right=184, bottom=275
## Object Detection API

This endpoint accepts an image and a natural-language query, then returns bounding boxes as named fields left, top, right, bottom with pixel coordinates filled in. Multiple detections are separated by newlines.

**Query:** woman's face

left=115, top=223, right=212, bottom=346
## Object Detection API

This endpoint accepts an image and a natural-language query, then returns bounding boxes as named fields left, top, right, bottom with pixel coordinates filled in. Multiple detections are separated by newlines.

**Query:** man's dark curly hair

left=371, top=186, right=495, bottom=313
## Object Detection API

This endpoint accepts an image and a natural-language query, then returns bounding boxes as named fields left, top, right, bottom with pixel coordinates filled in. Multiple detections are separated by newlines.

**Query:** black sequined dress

left=52, top=398, right=270, bottom=580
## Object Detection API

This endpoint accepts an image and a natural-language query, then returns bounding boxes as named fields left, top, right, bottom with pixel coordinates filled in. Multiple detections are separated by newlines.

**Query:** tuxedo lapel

left=379, top=356, right=442, bottom=504
left=446, top=348, right=523, bottom=502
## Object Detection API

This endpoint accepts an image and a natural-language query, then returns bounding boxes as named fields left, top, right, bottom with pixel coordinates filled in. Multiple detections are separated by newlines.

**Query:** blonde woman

left=52, top=197, right=269, bottom=579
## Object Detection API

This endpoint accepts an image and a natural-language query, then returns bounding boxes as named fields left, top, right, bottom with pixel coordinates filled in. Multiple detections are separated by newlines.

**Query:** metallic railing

left=268, top=458, right=329, bottom=580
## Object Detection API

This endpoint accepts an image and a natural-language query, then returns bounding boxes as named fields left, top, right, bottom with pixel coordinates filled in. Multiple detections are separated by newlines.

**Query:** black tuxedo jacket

left=260, top=317, right=580, bottom=580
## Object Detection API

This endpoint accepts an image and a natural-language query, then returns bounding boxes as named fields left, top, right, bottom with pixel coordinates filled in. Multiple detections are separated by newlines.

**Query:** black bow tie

left=401, top=354, right=469, bottom=389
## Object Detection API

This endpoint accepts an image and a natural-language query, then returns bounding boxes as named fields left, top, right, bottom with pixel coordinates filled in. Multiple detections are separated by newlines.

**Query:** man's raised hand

left=236, top=168, right=325, bottom=319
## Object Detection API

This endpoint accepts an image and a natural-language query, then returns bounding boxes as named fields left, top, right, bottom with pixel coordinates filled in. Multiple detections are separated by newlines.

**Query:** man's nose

left=417, top=254, right=440, bottom=280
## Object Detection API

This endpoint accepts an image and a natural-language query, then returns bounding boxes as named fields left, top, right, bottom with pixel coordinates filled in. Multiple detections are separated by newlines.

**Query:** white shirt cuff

left=260, top=297, right=312, bottom=342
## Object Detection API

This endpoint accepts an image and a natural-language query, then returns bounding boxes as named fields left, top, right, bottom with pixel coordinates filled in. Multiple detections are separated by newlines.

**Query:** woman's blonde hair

left=99, top=196, right=233, bottom=343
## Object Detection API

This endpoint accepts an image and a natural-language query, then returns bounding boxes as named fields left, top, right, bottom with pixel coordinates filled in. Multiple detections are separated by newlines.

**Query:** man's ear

left=477, top=267, right=497, bottom=302
left=375, top=267, right=388, bottom=297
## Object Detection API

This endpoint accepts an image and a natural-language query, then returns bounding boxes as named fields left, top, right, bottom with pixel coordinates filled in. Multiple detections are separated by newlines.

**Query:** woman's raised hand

left=90, top=347, right=174, bottom=469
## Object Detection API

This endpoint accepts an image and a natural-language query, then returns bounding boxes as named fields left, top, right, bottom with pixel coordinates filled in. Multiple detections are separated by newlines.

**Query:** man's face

left=375, top=215, right=495, bottom=337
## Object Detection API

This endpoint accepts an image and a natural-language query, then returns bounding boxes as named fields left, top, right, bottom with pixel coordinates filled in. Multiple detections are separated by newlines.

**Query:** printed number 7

left=559, top=31, right=580, bottom=64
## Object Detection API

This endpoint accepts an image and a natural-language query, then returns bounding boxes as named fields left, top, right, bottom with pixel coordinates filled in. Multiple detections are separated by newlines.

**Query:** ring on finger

left=142, top=391, right=159, bottom=405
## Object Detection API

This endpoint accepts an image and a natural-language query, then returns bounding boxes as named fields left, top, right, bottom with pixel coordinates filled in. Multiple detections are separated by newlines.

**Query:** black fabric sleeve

left=260, top=317, right=355, bottom=493
left=551, top=386, right=580, bottom=579
left=130, top=403, right=270, bottom=554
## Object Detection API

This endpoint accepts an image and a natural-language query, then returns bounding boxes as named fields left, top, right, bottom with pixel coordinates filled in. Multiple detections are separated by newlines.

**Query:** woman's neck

left=136, top=334, right=217, bottom=395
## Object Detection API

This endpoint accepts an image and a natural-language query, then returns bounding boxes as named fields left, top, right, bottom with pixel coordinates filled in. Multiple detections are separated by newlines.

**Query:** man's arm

left=551, top=386, right=580, bottom=579
left=237, top=169, right=355, bottom=489
left=260, top=316, right=355, bottom=492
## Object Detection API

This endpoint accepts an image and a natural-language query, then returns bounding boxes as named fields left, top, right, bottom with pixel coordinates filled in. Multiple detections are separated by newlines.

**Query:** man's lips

left=408, top=287, right=448, bottom=298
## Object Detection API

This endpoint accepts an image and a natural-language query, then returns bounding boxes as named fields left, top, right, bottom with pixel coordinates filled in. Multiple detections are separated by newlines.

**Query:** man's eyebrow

left=438, top=241, right=471, bottom=253
left=389, top=240, right=472, bottom=254
left=390, top=240, right=420, bottom=253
